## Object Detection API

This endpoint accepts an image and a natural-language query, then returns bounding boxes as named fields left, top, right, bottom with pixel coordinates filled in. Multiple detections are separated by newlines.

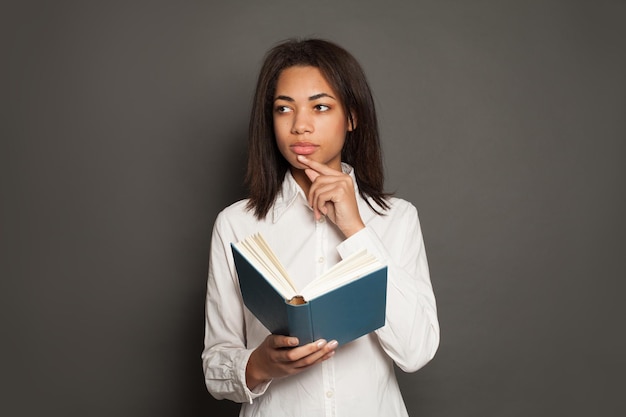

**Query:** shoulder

left=366, top=194, right=418, bottom=217
left=213, top=199, right=255, bottom=231
left=212, top=198, right=279, bottom=243
left=363, top=196, right=421, bottom=232
left=385, top=196, right=419, bottom=223
left=219, top=198, right=251, bottom=217
left=387, top=196, right=417, bottom=214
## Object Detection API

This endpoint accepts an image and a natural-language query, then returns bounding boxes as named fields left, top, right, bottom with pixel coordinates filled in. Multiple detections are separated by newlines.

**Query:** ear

left=347, top=111, right=357, bottom=131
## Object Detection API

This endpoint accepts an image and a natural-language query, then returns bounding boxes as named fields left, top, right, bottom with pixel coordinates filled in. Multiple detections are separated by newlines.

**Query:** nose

left=291, top=110, right=313, bottom=135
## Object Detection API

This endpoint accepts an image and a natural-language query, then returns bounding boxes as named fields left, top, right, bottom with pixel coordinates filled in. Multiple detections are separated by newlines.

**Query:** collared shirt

left=202, top=164, right=439, bottom=417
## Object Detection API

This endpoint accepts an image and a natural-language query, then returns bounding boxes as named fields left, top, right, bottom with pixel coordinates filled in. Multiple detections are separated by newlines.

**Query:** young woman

left=203, top=38, right=439, bottom=417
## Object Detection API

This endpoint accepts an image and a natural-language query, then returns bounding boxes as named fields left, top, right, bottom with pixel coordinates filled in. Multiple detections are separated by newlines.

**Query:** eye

left=275, top=105, right=292, bottom=114
left=315, top=104, right=330, bottom=112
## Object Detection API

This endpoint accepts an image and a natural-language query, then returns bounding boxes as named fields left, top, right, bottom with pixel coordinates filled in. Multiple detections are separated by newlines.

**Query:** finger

left=310, top=183, right=343, bottom=213
left=283, top=340, right=334, bottom=365
left=270, top=335, right=299, bottom=349
left=304, top=168, right=320, bottom=183
left=297, top=155, right=341, bottom=176
left=282, top=339, right=329, bottom=362
left=292, top=340, right=339, bottom=368
left=315, top=192, right=333, bottom=216
left=303, top=169, right=326, bottom=219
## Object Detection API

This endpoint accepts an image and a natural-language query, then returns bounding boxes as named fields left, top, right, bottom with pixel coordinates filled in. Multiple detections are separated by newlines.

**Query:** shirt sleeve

left=201, top=212, right=272, bottom=403
left=336, top=202, right=440, bottom=372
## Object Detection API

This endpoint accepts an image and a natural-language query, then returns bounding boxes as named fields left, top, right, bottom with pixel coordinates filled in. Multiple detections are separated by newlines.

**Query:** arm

left=295, top=155, right=439, bottom=370
left=202, top=214, right=259, bottom=403
left=202, top=212, right=337, bottom=402
left=337, top=203, right=440, bottom=372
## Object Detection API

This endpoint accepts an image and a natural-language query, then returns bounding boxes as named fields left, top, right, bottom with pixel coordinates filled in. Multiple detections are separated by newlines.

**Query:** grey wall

left=3, top=1, right=625, bottom=416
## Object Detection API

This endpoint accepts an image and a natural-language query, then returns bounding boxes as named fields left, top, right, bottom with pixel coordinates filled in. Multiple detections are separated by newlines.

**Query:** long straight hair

left=245, top=38, right=390, bottom=219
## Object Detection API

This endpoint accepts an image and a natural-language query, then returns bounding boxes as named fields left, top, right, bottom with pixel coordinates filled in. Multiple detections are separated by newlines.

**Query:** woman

left=203, top=38, right=439, bottom=416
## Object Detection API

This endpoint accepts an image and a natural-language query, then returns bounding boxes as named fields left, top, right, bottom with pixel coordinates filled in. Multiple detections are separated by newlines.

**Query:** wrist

left=342, top=221, right=365, bottom=238
left=246, top=350, right=270, bottom=390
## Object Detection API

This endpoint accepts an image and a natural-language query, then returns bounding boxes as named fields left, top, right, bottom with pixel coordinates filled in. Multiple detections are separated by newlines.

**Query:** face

left=273, top=66, right=353, bottom=173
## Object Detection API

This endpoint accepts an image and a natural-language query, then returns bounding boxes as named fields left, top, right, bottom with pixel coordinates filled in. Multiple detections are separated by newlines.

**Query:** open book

left=231, top=233, right=387, bottom=345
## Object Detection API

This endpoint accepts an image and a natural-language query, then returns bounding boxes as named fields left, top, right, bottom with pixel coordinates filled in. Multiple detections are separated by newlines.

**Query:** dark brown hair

left=245, top=38, right=390, bottom=219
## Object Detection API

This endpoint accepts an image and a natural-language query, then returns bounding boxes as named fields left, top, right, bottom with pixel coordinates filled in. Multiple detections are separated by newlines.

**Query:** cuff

left=336, top=227, right=390, bottom=263
left=239, top=349, right=272, bottom=403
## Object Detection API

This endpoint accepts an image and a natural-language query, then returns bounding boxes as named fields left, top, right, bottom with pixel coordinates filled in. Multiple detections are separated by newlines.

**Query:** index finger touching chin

left=304, top=168, right=320, bottom=183
left=296, top=155, right=338, bottom=175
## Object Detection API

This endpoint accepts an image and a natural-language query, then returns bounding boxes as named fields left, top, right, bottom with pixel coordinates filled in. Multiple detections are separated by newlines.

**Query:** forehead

left=274, top=66, right=338, bottom=97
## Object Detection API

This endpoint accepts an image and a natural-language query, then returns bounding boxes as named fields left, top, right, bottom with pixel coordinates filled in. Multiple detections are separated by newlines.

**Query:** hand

left=297, top=155, right=366, bottom=238
left=246, top=334, right=338, bottom=390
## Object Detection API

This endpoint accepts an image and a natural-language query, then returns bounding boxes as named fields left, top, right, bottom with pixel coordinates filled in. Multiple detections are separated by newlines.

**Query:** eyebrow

left=274, top=93, right=336, bottom=102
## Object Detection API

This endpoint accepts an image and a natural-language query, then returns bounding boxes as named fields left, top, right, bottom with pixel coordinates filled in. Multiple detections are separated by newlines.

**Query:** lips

left=290, top=142, right=319, bottom=155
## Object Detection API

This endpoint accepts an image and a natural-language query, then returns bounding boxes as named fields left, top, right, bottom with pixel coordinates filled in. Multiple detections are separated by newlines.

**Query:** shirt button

left=326, top=390, right=334, bottom=398
left=318, top=257, right=325, bottom=263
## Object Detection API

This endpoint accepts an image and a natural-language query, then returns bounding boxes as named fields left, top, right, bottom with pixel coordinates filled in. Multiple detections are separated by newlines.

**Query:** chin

left=282, top=155, right=303, bottom=170
left=291, top=161, right=308, bottom=170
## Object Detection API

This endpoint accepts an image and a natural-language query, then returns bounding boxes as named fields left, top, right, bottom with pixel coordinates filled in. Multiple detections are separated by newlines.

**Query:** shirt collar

left=271, top=170, right=303, bottom=223
left=271, top=163, right=362, bottom=224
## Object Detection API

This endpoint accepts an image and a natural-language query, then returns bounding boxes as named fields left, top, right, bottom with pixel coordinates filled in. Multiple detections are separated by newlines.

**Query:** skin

left=274, top=66, right=365, bottom=236
left=245, top=66, right=367, bottom=390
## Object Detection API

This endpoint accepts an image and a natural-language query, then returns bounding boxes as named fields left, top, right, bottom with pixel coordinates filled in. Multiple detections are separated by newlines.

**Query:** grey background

left=2, top=1, right=625, bottom=416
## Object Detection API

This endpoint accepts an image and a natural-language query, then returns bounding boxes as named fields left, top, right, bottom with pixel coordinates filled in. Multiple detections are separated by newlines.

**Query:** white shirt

left=202, top=164, right=439, bottom=417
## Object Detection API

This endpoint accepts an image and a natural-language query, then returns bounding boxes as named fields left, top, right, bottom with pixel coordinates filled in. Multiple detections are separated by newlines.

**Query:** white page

left=235, top=236, right=296, bottom=299
left=235, top=234, right=384, bottom=302
left=301, top=250, right=383, bottom=300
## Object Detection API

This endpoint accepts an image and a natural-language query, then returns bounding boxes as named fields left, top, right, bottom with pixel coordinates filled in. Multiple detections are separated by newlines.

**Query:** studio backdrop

left=3, top=1, right=625, bottom=416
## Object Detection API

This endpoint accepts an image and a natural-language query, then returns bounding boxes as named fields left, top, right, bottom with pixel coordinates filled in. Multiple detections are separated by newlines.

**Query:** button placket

left=322, top=359, right=336, bottom=416
left=315, top=215, right=327, bottom=276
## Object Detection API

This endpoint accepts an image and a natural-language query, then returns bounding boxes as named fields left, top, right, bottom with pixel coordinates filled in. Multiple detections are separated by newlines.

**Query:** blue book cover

left=231, top=242, right=387, bottom=346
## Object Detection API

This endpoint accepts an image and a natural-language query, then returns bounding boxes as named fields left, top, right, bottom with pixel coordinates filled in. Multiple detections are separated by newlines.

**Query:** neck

left=290, top=168, right=312, bottom=196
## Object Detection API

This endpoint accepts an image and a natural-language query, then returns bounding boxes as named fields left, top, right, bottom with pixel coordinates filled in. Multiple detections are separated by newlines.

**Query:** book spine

left=286, top=302, right=315, bottom=345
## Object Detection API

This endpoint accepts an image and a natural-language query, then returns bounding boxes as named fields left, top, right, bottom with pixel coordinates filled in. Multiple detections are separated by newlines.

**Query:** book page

left=235, top=234, right=298, bottom=299
left=235, top=233, right=384, bottom=302
left=300, top=250, right=383, bottom=300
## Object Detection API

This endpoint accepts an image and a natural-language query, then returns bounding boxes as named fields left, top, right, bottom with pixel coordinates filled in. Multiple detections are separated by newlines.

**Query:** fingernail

left=316, top=339, right=327, bottom=348
left=289, top=338, right=299, bottom=346
left=297, top=155, right=307, bottom=161
left=327, top=340, right=338, bottom=349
